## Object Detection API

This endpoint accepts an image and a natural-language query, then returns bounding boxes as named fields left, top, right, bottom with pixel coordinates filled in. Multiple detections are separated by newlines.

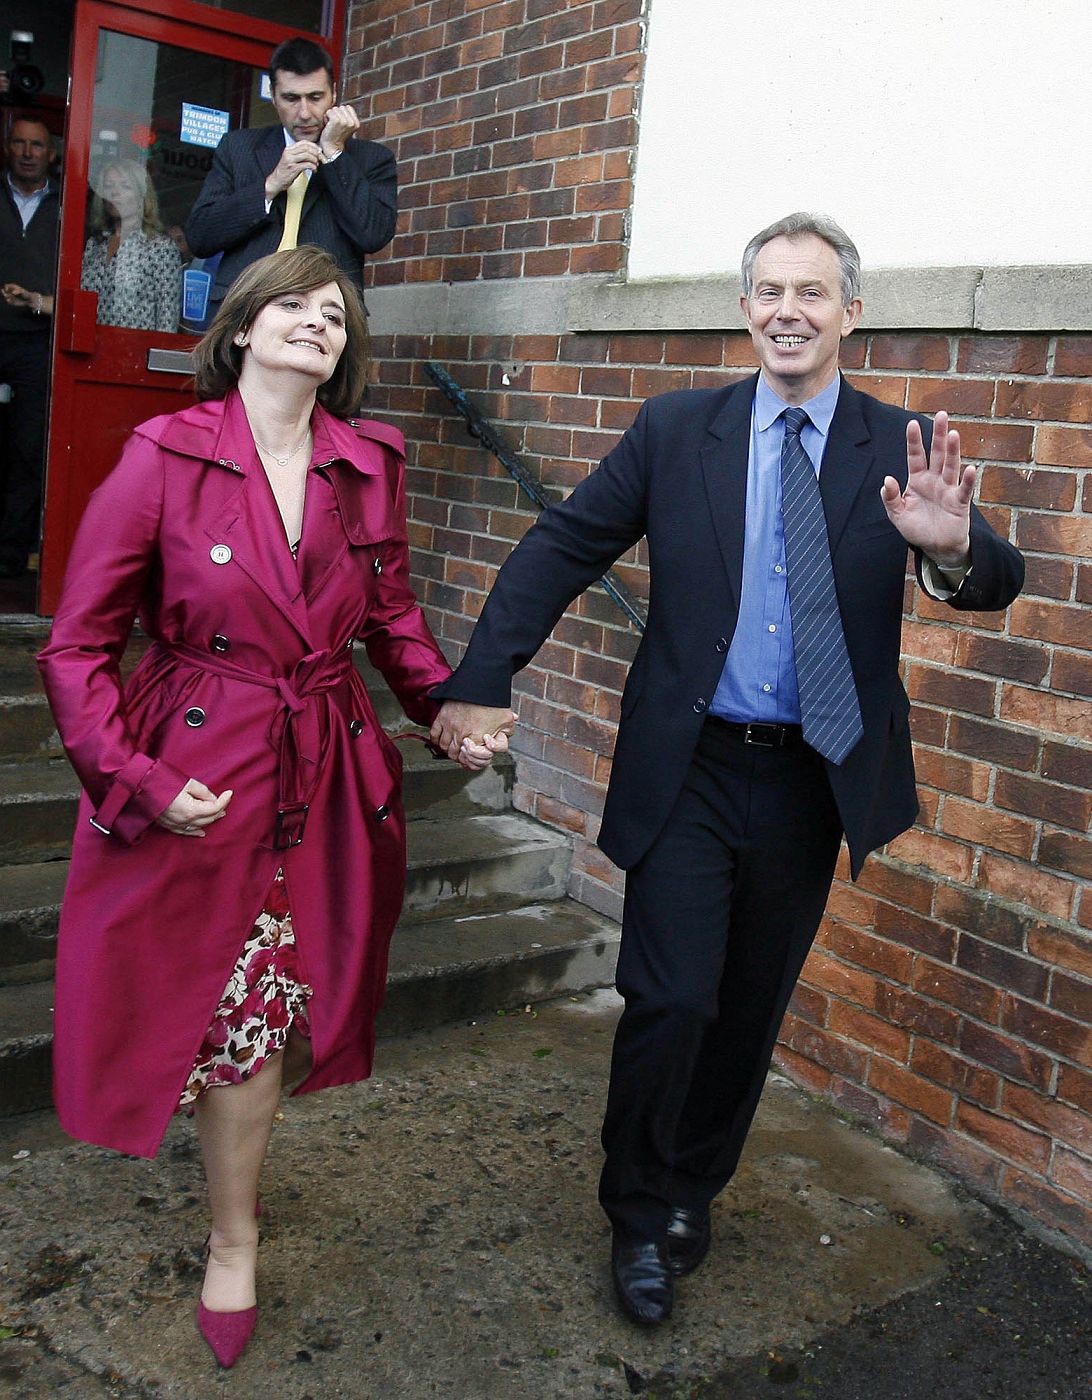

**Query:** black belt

left=705, top=717, right=805, bottom=749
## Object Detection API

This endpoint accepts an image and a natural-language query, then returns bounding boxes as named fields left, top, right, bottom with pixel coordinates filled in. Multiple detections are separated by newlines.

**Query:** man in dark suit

left=430, top=213, right=1024, bottom=1325
left=185, top=37, right=396, bottom=306
left=0, top=115, right=59, bottom=578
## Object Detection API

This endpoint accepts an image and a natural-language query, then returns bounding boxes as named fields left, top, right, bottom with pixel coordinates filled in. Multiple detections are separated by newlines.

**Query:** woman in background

left=81, top=157, right=180, bottom=331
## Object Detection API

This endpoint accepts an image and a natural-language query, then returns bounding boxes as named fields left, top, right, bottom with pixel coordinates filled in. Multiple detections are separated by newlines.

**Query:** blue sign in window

left=180, top=103, right=230, bottom=149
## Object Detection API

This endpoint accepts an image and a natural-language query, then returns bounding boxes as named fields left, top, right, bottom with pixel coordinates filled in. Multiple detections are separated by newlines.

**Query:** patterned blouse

left=81, top=229, right=181, bottom=333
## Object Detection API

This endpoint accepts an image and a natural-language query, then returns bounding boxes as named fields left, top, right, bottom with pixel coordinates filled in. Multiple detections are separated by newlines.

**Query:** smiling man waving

left=430, top=212, right=1025, bottom=1327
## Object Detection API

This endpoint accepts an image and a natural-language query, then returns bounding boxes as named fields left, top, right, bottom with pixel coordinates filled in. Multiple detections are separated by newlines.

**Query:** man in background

left=185, top=36, right=396, bottom=307
left=0, top=115, right=58, bottom=578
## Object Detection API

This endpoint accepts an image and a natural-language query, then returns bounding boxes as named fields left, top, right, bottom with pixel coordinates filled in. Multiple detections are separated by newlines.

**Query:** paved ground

left=0, top=990, right=1087, bottom=1399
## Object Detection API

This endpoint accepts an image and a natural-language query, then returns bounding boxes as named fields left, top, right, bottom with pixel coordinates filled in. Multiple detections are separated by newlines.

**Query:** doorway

left=0, top=0, right=345, bottom=617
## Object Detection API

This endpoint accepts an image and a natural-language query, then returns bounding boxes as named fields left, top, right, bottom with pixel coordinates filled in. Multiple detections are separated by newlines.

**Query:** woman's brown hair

left=191, top=246, right=370, bottom=418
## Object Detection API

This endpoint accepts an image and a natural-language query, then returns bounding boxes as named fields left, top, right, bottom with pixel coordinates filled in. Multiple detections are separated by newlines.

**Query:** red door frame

left=38, top=0, right=348, bottom=614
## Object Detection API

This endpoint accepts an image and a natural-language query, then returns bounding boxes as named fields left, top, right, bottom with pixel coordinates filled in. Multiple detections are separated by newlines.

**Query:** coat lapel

left=199, top=392, right=314, bottom=643
left=253, top=126, right=286, bottom=200
left=699, top=375, right=757, bottom=615
left=151, top=394, right=404, bottom=635
left=252, top=127, right=292, bottom=234
left=820, top=377, right=875, bottom=555
left=295, top=411, right=400, bottom=603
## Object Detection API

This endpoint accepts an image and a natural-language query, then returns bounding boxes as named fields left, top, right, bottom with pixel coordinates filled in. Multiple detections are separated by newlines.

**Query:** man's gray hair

left=740, top=212, right=861, bottom=306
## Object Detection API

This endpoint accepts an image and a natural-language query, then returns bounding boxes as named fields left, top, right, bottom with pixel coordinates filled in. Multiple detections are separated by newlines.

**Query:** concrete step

left=0, top=979, right=53, bottom=1114
left=0, top=618, right=50, bottom=661
left=403, top=811, right=571, bottom=921
left=0, top=740, right=512, bottom=866
left=0, top=859, right=66, bottom=983
left=0, top=760, right=80, bottom=864
left=0, top=694, right=60, bottom=761
left=0, top=621, right=55, bottom=763
left=378, top=900, right=621, bottom=1037
left=0, top=898, right=620, bottom=1117
left=0, top=811, right=571, bottom=983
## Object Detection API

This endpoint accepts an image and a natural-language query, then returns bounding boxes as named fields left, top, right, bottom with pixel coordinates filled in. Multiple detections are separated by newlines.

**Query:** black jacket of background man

left=0, top=176, right=59, bottom=336
left=184, top=125, right=397, bottom=303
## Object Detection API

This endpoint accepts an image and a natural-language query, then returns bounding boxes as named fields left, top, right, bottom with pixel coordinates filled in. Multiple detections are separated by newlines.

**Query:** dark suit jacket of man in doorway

left=0, top=115, right=59, bottom=578
left=429, top=213, right=1025, bottom=1327
left=184, top=36, right=396, bottom=307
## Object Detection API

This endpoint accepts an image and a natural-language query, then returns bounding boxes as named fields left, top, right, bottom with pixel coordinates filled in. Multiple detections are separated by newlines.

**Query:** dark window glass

left=191, top=1, right=326, bottom=35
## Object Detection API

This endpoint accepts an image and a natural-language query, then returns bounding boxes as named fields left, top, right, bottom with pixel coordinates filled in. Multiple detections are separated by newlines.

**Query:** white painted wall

left=629, top=0, right=1092, bottom=279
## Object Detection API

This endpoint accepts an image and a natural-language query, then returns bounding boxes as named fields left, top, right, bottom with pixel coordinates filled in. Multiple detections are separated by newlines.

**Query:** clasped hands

left=265, top=106, right=361, bottom=199
left=431, top=701, right=517, bottom=771
left=881, top=411, right=973, bottom=571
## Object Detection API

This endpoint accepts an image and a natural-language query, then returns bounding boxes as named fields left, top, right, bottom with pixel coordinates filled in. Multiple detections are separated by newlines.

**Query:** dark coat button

left=693, top=698, right=707, bottom=713
left=374, top=804, right=391, bottom=821
left=715, top=637, right=728, bottom=653
left=184, top=707, right=206, bottom=727
left=211, top=634, right=230, bottom=653
left=372, top=556, right=383, bottom=575
left=349, top=720, right=364, bottom=737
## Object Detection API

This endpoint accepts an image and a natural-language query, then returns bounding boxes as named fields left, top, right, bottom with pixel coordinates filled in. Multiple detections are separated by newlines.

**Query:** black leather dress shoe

left=665, top=1206, right=711, bottom=1277
left=611, top=1238, right=674, bottom=1325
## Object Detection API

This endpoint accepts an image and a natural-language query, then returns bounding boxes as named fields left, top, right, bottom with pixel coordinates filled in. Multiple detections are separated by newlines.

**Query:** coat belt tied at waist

left=163, top=642, right=355, bottom=849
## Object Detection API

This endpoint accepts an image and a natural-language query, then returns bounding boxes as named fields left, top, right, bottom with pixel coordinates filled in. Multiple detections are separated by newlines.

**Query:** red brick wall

left=344, top=2, right=1091, bottom=1253
left=346, top=0, right=641, bottom=287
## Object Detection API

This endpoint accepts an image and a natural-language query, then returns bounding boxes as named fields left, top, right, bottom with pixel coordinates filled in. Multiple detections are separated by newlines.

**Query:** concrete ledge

left=367, top=265, right=1091, bottom=336
left=367, top=276, right=589, bottom=337
left=976, top=265, right=1092, bottom=330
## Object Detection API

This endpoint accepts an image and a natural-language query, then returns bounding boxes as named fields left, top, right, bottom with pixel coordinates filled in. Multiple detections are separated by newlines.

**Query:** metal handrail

left=424, top=362, right=647, bottom=632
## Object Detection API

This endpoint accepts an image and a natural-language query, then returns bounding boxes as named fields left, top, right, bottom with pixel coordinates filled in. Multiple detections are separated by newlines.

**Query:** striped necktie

left=277, top=172, right=307, bottom=252
left=780, top=405, right=863, bottom=764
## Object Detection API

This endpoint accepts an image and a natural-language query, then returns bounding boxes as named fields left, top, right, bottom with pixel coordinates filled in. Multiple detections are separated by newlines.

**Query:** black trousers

left=0, top=329, right=51, bottom=564
left=599, top=717, right=843, bottom=1241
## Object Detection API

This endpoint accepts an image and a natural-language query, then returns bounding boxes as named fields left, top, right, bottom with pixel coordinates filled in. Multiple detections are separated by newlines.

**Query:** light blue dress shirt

left=5, top=173, right=52, bottom=230
left=711, top=374, right=842, bottom=723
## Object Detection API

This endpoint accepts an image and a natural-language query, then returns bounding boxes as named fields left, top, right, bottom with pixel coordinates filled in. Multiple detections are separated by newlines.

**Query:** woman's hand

left=456, top=731, right=509, bottom=772
left=156, top=778, right=233, bottom=836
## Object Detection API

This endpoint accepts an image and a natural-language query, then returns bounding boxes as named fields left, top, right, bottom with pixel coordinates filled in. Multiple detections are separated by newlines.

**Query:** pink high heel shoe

left=195, top=1204, right=260, bottom=1368
left=196, top=1302, right=257, bottom=1368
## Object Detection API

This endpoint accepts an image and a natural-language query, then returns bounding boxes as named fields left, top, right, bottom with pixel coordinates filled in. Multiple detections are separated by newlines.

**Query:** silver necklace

left=254, top=429, right=311, bottom=468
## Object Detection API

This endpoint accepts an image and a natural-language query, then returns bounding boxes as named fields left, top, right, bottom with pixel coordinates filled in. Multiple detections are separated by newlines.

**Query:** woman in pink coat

left=38, top=246, right=509, bottom=1368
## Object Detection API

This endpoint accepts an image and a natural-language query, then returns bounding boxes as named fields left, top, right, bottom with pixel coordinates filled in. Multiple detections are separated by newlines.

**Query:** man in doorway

left=429, top=213, right=1024, bottom=1325
left=0, top=115, right=58, bottom=578
left=185, top=36, right=396, bottom=307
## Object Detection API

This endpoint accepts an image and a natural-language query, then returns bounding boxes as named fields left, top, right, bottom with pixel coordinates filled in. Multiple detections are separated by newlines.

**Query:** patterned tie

left=780, top=406, right=863, bottom=764
left=277, top=172, right=307, bottom=252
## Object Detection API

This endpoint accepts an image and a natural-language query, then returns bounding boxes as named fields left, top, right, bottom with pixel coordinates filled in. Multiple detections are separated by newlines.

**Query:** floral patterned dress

left=178, top=873, right=311, bottom=1107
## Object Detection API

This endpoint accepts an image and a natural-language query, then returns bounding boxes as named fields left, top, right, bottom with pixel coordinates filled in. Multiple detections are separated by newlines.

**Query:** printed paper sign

left=180, top=103, right=230, bottom=149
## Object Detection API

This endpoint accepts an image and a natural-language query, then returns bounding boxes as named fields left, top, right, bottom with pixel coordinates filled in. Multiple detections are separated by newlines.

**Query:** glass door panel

left=41, top=2, right=274, bottom=612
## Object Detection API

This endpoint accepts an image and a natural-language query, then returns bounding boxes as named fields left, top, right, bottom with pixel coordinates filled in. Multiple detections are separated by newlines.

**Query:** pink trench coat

left=38, top=390, right=452, bottom=1158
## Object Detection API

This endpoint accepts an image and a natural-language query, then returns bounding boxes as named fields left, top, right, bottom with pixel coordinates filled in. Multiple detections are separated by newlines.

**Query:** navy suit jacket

left=185, top=125, right=397, bottom=302
left=434, top=375, right=1025, bottom=878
